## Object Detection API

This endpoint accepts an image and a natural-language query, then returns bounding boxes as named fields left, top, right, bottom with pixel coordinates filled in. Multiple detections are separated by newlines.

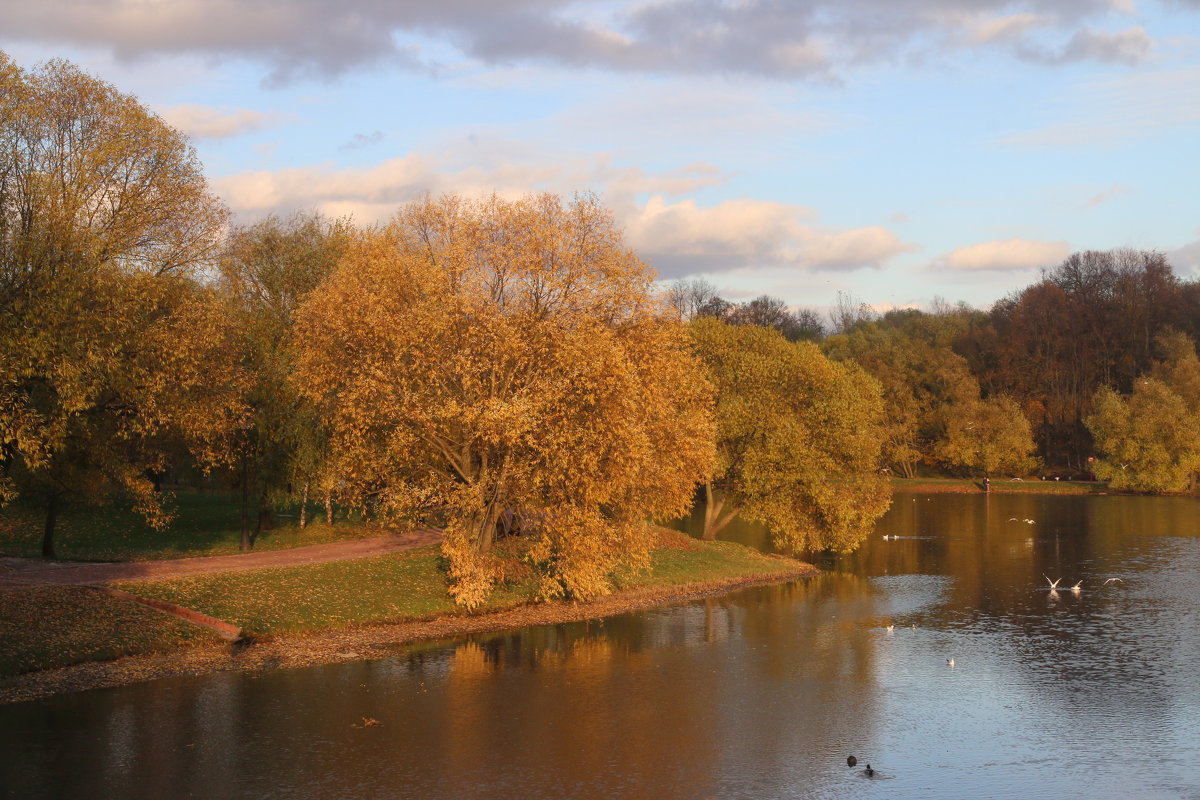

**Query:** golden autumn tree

left=293, top=193, right=715, bottom=606
left=0, top=53, right=239, bottom=557
left=688, top=317, right=891, bottom=553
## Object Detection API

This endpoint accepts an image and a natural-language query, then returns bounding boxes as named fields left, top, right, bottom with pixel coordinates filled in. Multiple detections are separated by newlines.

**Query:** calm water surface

left=3, top=492, right=1199, bottom=799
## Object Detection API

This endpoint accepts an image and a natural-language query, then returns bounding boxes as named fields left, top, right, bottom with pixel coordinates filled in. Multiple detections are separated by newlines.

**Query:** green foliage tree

left=218, top=212, right=353, bottom=549
left=1086, top=333, right=1200, bottom=492
left=937, top=395, right=1037, bottom=477
left=688, top=316, right=890, bottom=553
left=0, top=53, right=238, bottom=557
left=824, top=320, right=979, bottom=478
left=293, top=193, right=716, bottom=606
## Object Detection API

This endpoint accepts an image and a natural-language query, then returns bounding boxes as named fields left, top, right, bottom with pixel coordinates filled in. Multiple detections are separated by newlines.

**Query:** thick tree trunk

left=325, top=493, right=333, bottom=525
left=42, top=493, right=59, bottom=560
left=299, top=482, right=309, bottom=529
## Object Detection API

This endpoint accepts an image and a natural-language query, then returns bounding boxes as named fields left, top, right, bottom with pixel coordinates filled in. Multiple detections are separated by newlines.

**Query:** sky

left=3, top=0, right=1200, bottom=315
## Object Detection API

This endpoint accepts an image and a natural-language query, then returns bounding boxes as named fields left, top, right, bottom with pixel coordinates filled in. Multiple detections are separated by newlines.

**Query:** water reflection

left=2, top=493, right=1199, bottom=799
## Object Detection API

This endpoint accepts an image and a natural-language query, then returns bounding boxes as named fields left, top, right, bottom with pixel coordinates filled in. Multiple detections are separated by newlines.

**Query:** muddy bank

left=0, top=562, right=817, bottom=704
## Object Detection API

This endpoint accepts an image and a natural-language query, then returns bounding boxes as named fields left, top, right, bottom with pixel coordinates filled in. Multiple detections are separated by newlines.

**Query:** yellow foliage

left=0, top=53, right=242, bottom=551
left=690, top=317, right=891, bottom=553
left=294, top=193, right=716, bottom=606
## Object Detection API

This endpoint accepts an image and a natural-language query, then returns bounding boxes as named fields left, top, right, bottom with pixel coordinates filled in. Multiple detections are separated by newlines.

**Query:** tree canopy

left=688, top=317, right=890, bottom=553
left=293, top=193, right=716, bottom=606
left=0, top=53, right=239, bottom=556
left=1087, top=333, right=1200, bottom=493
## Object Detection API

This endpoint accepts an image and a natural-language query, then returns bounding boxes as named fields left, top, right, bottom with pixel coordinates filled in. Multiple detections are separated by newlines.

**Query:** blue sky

left=3, top=0, right=1199, bottom=314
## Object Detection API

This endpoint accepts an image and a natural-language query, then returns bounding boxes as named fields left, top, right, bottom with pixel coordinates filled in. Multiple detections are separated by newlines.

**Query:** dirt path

left=0, top=528, right=442, bottom=587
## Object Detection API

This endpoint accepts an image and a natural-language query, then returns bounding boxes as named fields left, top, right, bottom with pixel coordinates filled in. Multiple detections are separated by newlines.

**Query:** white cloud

left=158, top=104, right=286, bottom=139
left=939, top=238, right=1070, bottom=271
left=626, top=196, right=913, bottom=276
left=214, top=149, right=911, bottom=277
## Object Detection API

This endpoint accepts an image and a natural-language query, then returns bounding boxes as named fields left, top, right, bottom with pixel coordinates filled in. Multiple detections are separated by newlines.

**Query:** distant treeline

left=669, top=248, right=1200, bottom=479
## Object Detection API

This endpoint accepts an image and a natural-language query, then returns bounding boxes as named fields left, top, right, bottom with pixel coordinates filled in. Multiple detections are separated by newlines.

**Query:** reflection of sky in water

left=1, top=494, right=1199, bottom=799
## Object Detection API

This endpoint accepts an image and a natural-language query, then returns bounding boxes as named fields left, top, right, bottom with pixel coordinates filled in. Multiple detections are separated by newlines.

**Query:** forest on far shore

left=668, top=246, right=1200, bottom=484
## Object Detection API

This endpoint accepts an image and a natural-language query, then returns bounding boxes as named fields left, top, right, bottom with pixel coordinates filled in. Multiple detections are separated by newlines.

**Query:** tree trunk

left=325, top=492, right=333, bottom=525
left=299, top=482, right=309, bottom=529
left=42, top=492, right=59, bottom=560
left=240, top=450, right=251, bottom=552
left=702, top=482, right=739, bottom=541
left=472, top=503, right=503, bottom=553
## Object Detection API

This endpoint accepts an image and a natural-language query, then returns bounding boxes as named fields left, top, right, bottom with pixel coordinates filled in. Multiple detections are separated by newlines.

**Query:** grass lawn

left=0, top=585, right=224, bottom=677
left=0, top=491, right=382, bottom=562
left=115, top=534, right=803, bottom=638
left=3, top=530, right=809, bottom=681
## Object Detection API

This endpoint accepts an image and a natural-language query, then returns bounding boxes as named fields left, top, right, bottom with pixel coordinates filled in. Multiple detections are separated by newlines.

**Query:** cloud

left=1169, top=238, right=1200, bottom=272
left=626, top=196, right=914, bottom=277
left=0, top=0, right=1170, bottom=84
left=158, top=104, right=285, bottom=139
left=213, top=147, right=911, bottom=277
left=938, top=238, right=1070, bottom=271
left=1083, top=183, right=1133, bottom=207
left=1017, top=25, right=1152, bottom=65
left=339, top=131, right=386, bottom=151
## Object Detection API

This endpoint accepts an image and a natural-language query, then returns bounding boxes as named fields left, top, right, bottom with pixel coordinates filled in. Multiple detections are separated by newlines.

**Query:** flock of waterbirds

left=866, top=514, right=1128, bottom=783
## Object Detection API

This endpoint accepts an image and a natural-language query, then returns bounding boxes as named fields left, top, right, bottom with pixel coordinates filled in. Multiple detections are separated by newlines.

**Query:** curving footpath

left=0, top=529, right=443, bottom=640
left=0, top=528, right=442, bottom=587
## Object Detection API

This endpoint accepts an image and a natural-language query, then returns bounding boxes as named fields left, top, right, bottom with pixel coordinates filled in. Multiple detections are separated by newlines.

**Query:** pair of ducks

left=846, top=756, right=875, bottom=776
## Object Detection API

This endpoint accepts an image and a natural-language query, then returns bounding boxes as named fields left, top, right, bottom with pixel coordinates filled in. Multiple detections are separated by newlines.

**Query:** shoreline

left=0, top=561, right=817, bottom=705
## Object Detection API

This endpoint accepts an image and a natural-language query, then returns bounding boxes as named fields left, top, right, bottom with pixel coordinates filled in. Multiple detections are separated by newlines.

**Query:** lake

left=2, top=491, right=1199, bottom=799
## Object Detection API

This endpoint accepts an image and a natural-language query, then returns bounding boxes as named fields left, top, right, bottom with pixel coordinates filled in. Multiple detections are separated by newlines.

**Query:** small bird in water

left=1071, top=580, right=1083, bottom=594
left=1044, top=575, right=1062, bottom=591
left=847, top=755, right=857, bottom=767
left=886, top=624, right=894, bottom=633
left=1103, top=577, right=1124, bottom=585
left=946, top=658, right=956, bottom=668
left=863, top=764, right=875, bottom=777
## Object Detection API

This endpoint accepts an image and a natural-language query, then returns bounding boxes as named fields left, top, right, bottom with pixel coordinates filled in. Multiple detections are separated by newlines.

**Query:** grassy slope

left=0, top=585, right=224, bottom=677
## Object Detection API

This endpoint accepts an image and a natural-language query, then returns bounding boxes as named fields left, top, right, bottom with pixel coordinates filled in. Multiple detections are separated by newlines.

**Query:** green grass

left=114, top=545, right=522, bottom=635
left=3, top=536, right=807, bottom=679
left=0, top=585, right=223, bottom=677
left=117, top=538, right=802, bottom=637
left=0, top=491, right=381, bottom=561
left=639, top=539, right=795, bottom=587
